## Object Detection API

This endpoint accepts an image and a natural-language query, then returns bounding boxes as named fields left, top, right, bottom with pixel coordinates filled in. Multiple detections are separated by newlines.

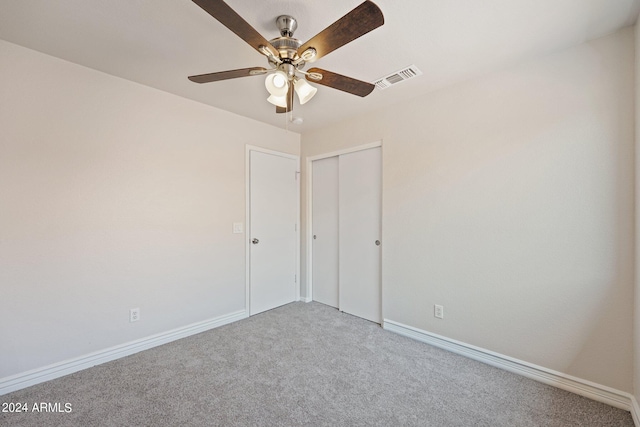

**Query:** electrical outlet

left=130, top=308, right=140, bottom=322
left=434, top=304, right=444, bottom=319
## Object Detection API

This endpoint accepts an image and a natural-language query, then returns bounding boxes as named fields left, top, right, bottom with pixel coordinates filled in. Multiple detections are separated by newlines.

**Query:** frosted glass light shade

left=265, top=71, right=289, bottom=96
left=267, top=94, right=287, bottom=108
left=294, top=79, right=317, bottom=105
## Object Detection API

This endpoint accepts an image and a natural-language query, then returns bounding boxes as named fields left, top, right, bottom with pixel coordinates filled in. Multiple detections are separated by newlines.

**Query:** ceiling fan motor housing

left=270, top=15, right=306, bottom=70
left=269, top=37, right=305, bottom=71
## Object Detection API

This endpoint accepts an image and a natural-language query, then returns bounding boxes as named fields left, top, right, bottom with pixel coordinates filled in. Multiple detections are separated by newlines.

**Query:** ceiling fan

left=188, top=0, right=384, bottom=114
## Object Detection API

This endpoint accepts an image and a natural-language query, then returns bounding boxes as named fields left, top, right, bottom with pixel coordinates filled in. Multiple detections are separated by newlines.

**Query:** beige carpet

left=0, top=302, right=634, bottom=426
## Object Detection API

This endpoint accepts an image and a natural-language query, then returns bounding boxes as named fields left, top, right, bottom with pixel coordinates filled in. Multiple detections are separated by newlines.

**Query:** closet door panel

left=338, top=147, right=381, bottom=323
left=312, top=156, right=339, bottom=308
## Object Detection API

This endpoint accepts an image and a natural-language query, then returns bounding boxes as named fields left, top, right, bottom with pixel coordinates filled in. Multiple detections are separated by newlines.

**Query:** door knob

left=313, top=235, right=317, bottom=240
left=375, top=240, right=381, bottom=246
left=252, top=238, right=259, bottom=244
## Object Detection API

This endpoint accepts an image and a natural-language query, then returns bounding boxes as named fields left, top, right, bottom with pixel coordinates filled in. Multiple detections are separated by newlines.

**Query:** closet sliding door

left=338, top=147, right=382, bottom=323
left=311, top=146, right=381, bottom=323
left=311, top=156, right=339, bottom=308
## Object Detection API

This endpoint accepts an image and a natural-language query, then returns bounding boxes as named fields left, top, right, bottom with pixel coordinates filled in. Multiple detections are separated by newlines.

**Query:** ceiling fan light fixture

left=294, top=78, right=317, bottom=105
left=267, top=94, right=288, bottom=108
left=265, top=71, right=289, bottom=96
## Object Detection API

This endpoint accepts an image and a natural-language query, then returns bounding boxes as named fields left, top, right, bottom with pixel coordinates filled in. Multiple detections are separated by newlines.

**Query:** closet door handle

left=252, top=238, right=259, bottom=244
left=375, top=240, right=381, bottom=246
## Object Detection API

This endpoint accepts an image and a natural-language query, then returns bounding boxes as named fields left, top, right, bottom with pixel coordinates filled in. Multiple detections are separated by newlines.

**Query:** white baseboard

left=631, top=395, right=640, bottom=427
left=299, top=296, right=312, bottom=303
left=383, top=319, right=634, bottom=413
left=0, top=309, right=248, bottom=396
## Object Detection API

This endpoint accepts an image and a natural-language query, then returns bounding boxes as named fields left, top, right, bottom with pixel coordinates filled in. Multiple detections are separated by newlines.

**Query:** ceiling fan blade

left=306, top=68, right=375, bottom=97
left=192, top=0, right=279, bottom=57
left=188, top=67, right=267, bottom=83
left=275, top=84, right=294, bottom=113
left=286, top=83, right=294, bottom=112
left=297, top=1, right=383, bottom=62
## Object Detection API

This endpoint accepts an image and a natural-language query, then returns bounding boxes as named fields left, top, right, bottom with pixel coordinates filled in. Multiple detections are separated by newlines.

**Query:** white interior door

left=338, top=147, right=382, bottom=323
left=311, top=156, right=339, bottom=308
left=250, top=150, right=298, bottom=315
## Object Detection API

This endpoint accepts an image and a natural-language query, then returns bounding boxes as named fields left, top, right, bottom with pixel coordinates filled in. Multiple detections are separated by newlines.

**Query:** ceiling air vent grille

left=373, top=65, right=422, bottom=90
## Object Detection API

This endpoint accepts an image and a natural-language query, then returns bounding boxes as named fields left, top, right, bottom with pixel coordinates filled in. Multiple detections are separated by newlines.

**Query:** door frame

left=246, top=145, right=300, bottom=316
left=305, top=140, right=382, bottom=303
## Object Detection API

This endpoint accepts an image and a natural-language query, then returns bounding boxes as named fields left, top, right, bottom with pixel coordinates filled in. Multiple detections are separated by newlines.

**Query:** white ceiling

left=0, top=0, right=638, bottom=133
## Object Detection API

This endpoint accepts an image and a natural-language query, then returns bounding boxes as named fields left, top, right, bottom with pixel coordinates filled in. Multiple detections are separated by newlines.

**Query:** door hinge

left=295, top=171, right=300, bottom=180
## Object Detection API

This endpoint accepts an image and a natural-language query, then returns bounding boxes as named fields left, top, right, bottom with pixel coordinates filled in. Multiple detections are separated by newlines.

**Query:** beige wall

left=302, top=28, right=635, bottom=392
left=0, top=40, right=300, bottom=378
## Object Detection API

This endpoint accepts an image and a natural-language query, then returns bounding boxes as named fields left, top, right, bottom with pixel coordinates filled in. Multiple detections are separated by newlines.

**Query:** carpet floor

left=0, top=301, right=634, bottom=426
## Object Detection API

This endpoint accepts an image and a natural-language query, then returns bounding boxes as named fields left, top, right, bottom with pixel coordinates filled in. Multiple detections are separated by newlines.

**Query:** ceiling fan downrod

left=276, top=15, right=297, bottom=37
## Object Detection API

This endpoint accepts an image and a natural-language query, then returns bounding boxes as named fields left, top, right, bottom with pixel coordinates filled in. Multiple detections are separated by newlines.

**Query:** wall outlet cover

left=130, top=308, right=140, bottom=322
